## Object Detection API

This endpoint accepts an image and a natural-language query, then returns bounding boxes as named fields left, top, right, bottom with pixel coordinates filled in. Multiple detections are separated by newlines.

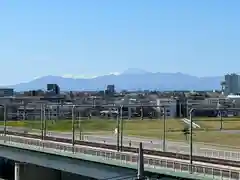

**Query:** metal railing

left=2, top=124, right=240, bottom=161
left=81, top=134, right=240, bottom=161
left=0, top=135, right=239, bottom=180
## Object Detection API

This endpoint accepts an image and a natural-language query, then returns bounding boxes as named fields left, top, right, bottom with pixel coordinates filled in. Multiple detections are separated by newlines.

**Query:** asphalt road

left=0, top=126, right=239, bottom=161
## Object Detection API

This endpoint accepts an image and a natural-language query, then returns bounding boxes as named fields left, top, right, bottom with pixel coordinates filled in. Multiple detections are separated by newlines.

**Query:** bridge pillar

left=14, top=162, right=20, bottom=180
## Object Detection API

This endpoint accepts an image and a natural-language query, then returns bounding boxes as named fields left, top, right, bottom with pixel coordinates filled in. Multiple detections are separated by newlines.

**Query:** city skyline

left=1, top=0, right=240, bottom=85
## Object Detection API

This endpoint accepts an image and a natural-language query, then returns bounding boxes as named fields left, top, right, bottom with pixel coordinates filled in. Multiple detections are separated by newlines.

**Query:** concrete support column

left=14, top=162, right=20, bottom=180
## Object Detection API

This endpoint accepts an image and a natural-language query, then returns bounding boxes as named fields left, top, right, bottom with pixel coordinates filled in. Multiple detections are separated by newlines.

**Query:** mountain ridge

left=4, top=70, right=223, bottom=91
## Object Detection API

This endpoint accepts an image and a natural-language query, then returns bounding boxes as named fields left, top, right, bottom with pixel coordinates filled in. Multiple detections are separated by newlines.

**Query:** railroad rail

left=2, top=131, right=240, bottom=168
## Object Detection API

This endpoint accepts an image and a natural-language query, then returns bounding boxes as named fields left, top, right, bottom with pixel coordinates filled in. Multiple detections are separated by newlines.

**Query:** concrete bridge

left=0, top=134, right=239, bottom=180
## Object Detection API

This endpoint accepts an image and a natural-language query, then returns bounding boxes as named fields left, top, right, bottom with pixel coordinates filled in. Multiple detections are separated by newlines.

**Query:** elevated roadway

left=0, top=134, right=239, bottom=180
left=1, top=126, right=239, bottom=161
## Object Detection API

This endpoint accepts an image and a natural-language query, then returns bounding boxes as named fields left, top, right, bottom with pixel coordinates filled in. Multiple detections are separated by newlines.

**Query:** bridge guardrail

left=0, top=135, right=239, bottom=180
left=82, top=134, right=240, bottom=161
left=2, top=131, right=240, bottom=168
left=6, top=127, right=239, bottom=161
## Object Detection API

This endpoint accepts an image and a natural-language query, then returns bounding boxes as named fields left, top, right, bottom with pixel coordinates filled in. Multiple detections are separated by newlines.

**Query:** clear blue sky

left=0, top=0, right=240, bottom=85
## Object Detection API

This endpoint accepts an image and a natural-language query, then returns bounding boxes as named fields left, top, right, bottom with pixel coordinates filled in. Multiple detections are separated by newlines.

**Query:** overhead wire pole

left=116, top=106, right=120, bottom=151
left=78, top=111, right=82, bottom=140
left=72, top=105, right=76, bottom=152
left=41, top=104, right=44, bottom=140
left=136, top=142, right=144, bottom=180
left=189, top=108, right=194, bottom=174
left=42, top=104, right=46, bottom=148
left=4, top=104, right=7, bottom=138
left=120, top=105, right=123, bottom=151
left=43, top=104, right=47, bottom=138
left=163, top=106, right=166, bottom=152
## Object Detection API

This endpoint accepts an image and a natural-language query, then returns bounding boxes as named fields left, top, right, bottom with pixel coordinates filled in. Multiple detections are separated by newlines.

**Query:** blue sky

left=0, top=0, right=240, bottom=85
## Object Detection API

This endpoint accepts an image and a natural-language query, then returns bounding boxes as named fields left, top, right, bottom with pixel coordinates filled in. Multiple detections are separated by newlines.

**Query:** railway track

left=2, top=131, right=240, bottom=168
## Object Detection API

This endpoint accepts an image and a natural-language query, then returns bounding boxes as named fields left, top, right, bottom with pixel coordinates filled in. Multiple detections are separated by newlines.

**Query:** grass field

left=0, top=119, right=185, bottom=132
left=194, top=117, right=240, bottom=129
left=1, top=118, right=240, bottom=147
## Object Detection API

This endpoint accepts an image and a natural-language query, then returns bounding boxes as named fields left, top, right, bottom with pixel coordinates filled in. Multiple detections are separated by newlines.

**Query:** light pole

left=162, top=106, right=166, bottom=152
left=72, top=105, right=76, bottom=151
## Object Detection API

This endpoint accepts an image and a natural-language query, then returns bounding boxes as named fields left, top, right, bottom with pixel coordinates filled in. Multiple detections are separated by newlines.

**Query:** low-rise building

left=0, top=88, right=14, bottom=97
left=156, top=98, right=177, bottom=118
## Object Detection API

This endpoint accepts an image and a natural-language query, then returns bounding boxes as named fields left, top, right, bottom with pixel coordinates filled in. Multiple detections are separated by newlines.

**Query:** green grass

left=1, top=118, right=240, bottom=147
left=0, top=119, right=185, bottom=132
left=194, top=117, right=240, bottom=130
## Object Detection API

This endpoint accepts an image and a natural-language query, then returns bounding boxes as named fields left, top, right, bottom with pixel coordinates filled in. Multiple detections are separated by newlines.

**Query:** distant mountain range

left=5, top=69, right=224, bottom=91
